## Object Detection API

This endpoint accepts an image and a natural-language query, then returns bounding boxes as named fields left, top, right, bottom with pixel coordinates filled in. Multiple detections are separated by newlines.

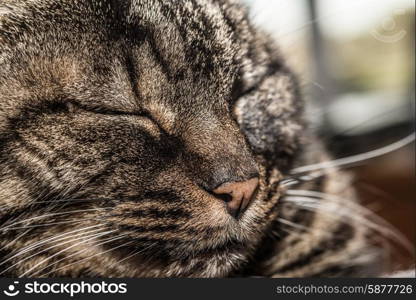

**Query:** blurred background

left=243, top=0, right=415, bottom=272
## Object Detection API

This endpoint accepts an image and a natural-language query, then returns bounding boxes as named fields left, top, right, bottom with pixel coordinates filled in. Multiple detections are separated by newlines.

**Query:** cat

left=0, top=0, right=391, bottom=277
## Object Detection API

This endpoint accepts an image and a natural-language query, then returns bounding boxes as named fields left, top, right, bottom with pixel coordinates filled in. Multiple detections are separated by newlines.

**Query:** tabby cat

left=0, top=0, right=388, bottom=277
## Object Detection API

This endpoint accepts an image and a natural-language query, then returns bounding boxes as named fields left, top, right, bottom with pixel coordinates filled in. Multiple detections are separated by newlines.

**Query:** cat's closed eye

left=66, top=101, right=146, bottom=117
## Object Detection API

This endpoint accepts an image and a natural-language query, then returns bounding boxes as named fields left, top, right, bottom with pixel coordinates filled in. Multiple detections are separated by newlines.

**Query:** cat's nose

left=212, top=177, right=259, bottom=218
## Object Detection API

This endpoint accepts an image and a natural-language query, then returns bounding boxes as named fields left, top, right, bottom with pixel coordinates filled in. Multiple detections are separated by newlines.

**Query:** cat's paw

left=233, top=71, right=304, bottom=164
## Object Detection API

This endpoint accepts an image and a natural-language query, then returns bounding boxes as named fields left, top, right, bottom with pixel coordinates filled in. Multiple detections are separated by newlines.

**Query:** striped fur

left=0, top=0, right=380, bottom=277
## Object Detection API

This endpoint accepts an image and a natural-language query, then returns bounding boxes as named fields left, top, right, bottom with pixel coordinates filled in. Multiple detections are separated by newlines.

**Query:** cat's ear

left=233, top=71, right=304, bottom=162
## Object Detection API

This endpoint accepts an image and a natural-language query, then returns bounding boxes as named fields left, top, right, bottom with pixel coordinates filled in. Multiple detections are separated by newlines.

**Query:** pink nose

left=212, top=178, right=259, bottom=218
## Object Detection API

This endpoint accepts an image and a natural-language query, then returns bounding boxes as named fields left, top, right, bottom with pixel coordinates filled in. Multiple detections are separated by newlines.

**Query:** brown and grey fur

left=0, top=0, right=381, bottom=277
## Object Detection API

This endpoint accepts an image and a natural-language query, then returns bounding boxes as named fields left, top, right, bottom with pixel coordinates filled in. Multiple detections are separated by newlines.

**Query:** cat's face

left=0, top=0, right=303, bottom=277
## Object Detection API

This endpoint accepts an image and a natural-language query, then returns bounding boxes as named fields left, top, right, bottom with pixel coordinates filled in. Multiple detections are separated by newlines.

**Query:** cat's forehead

left=122, top=0, right=249, bottom=117
left=0, top=0, right=259, bottom=119
left=128, top=0, right=241, bottom=84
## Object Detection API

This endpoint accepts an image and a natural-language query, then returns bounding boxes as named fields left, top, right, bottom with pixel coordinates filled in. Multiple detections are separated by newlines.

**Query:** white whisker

left=276, top=217, right=308, bottom=232
left=283, top=191, right=414, bottom=254
left=0, top=207, right=112, bottom=232
left=2, top=218, right=102, bottom=231
left=0, top=227, right=108, bottom=275
left=280, top=178, right=299, bottom=187
left=19, top=229, right=116, bottom=277
left=39, top=239, right=139, bottom=278
left=0, top=224, right=105, bottom=270
left=291, top=134, right=415, bottom=174
left=33, top=234, right=132, bottom=277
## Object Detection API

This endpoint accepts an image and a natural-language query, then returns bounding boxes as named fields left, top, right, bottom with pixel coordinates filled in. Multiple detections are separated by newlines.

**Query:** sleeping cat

left=0, top=0, right=386, bottom=277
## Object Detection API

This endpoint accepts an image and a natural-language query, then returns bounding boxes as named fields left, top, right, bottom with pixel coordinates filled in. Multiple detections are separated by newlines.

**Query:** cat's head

left=0, top=0, right=303, bottom=277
